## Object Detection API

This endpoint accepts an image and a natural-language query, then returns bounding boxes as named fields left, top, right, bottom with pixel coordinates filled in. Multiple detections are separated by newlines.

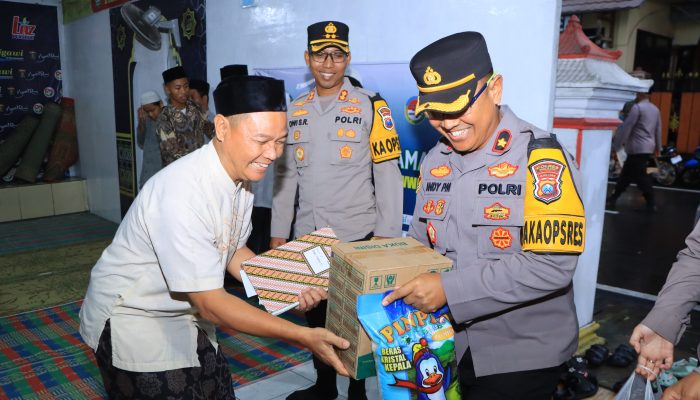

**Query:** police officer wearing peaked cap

left=271, top=20, right=403, bottom=400
left=382, top=31, right=587, bottom=399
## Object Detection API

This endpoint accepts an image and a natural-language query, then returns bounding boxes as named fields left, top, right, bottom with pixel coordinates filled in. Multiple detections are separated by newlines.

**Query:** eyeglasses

left=310, top=50, right=348, bottom=64
left=425, top=72, right=498, bottom=119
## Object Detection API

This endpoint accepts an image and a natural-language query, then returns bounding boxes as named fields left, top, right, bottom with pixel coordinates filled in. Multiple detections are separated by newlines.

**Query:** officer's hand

left=661, top=371, right=700, bottom=400
left=299, top=327, right=350, bottom=376
left=381, top=273, right=446, bottom=313
left=630, top=323, right=674, bottom=380
left=297, top=287, right=328, bottom=312
left=270, top=237, right=287, bottom=249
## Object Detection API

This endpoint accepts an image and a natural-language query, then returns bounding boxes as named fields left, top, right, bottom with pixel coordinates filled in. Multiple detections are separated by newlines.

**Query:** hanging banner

left=256, top=63, right=441, bottom=232
left=110, top=0, right=206, bottom=216
left=0, top=1, right=61, bottom=143
left=63, top=0, right=130, bottom=24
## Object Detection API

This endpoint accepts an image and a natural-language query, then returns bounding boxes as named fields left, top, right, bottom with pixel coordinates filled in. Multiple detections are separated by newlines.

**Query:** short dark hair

left=189, top=79, right=210, bottom=98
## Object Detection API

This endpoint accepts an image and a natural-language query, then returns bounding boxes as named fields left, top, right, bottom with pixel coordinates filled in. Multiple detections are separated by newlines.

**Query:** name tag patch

left=477, top=183, right=522, bottom=196
left=335, top=116, right=362, bottom=124
left=424, top=181, right=452, bottom=193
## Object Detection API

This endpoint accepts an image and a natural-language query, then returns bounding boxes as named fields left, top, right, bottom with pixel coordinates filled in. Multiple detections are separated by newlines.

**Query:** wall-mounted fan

left=120, top=3, right=181, bottom=51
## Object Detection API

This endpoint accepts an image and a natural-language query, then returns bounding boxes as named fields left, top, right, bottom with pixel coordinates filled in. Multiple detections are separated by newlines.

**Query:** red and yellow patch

left=423, top=200, right=435, bottom=214
left=337, top=128, right=344, bottom=137
left=345, top=129, right=356, bottom=138
left=338, top=89, right=348, bottom=101
left=292, top=109, right=308, bottom=117
left=349, top=98, right=360, bottom=104
left=488, top=162, right=518, bottom=178
left=435, top=199, right=446, bottom=216
left=340, top=145, right=352, bottom=159
left=293, top=130, right=301, bottom=141
left=430, top=164, right=452, bottom=178
left=293, top=101, right=306, bottom=107
left=306, top=91, right=315, bottom=101
left=295, top=146, right=305, bottom=161
left=484, top=202, right=510, bottom=220
left=491, top=129, right=512, bottom=153
left=340, top=106, right=362, bottom=114
left=489, top=227, right=512, bottom=249
left=427, top=222, right=437, bottom=245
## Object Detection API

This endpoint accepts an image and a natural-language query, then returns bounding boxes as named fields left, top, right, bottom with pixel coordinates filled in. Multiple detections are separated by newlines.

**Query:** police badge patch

left=489, top=227, right=512, bottom=249
left=529, top=159, right=565, bottom=204
left=295, top=146, right=305, bottom=161
left=491, top=129, right=512, bottom=153
left=377, top=106, right=395, bottom=130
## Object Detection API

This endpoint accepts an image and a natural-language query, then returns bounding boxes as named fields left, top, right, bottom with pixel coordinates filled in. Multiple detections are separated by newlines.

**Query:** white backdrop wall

left=62, top=11, right=121, bottom=223
left=206, top=0, right=562, bottom=131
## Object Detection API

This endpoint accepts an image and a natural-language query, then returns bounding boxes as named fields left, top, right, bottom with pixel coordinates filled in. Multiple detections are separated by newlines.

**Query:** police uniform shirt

left=409, top=105, right=585, bottom=377
left=272, top=77, right=403, bottom=241
left=642, top=220, right=700, bottom=345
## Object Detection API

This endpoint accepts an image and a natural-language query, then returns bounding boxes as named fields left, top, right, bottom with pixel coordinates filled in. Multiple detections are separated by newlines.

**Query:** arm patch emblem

left=529, top=159, right=564, bottom=204
left=522, top=145, right=585, bottom=254
left=369, top=97, right=401, bottom=163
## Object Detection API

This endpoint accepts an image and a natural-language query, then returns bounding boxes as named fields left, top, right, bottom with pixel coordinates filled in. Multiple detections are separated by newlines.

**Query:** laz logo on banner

left=529, top=159, right=565, bottom=204
left=11, top=17, right=36, bottom=41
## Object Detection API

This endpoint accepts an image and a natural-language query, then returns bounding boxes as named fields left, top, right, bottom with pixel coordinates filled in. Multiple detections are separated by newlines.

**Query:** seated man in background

left=79, top=75, right=349, bottom=399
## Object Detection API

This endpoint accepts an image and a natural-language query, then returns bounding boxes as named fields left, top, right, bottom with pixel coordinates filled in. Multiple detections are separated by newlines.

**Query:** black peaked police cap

left=213, top=75, right=287, bottom=117
left=307, top=21, right=349, bottom=53
left=162, top=66, right=187, bottom=84
left=410, top=31, right=493, bottom=115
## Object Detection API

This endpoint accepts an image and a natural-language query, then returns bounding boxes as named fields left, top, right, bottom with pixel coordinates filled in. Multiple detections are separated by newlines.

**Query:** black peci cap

left=307, top=21, right=349, bottom=53
left=162, top=66, right=187, bottom=84
left=213, top=75, right=287, bottom=117
left=409, top=32, right=493, bottom=115
left=220, top=64, right=249, bottom=80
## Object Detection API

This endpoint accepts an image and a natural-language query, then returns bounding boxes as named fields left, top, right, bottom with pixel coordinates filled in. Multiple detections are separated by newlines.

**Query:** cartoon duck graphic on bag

left=390, top=338, right=451, bottom=400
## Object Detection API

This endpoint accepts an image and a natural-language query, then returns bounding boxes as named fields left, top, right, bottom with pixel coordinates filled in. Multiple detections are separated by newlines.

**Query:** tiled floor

left=234, top=361, right=380, bottom=400
left=234, top=360, right=616, bottom=400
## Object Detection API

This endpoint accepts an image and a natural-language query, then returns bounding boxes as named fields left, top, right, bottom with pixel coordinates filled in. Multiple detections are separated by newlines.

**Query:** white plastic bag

left=615, top=372, right=660, bottom=400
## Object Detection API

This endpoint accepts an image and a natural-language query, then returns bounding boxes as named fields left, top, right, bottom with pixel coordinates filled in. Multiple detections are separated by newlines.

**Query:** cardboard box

left=327, top=237, right=453, bottom=379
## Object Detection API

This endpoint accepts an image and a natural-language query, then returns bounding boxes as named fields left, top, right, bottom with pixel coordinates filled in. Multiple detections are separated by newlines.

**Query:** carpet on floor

left=0, top=240, right=111, bottom=316
left=0, top=300, right=311, bottom=399
left=0, top=213, right=117, bottom=256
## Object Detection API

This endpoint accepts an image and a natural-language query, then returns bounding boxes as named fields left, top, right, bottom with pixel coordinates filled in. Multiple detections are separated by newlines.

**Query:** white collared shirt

left=79, top=141, right=252, bottom=372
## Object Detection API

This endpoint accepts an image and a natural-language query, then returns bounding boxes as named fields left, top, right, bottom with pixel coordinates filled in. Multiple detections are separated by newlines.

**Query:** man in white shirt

left=80, top=75, right=349, bottom=399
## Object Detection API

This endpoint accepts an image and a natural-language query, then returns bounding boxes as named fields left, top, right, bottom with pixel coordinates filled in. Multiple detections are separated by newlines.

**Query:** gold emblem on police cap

left=423, top=66, right=442, bottom=86
left=324, top=22, right=337, bottom=39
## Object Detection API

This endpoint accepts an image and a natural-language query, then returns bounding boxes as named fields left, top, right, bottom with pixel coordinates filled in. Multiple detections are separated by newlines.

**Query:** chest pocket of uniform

left=329, top=131, right=362, bottom=166
left=287, top=129, right=309, bottom=168
left=473, top=194, right=524, bottom=259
